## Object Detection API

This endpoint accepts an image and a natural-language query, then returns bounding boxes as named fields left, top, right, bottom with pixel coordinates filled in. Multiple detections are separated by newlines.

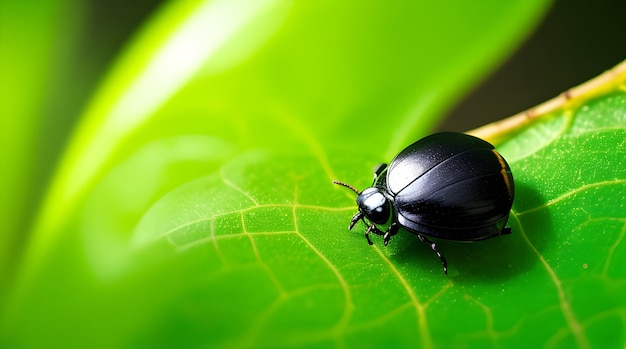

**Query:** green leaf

left=117, top=80, right=626, bottom=348
left=99, top=67, right=626, bottom=348
left=0, top=0, right=85, bottom=288
left=14, top=1, right=626, bottom=349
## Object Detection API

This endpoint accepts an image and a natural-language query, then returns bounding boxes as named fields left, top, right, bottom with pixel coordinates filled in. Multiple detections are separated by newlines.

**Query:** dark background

left=440, top=0, right=626, bottom=131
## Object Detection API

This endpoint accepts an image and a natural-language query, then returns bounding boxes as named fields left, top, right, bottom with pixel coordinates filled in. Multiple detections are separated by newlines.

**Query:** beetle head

left=333, top=181, right=391, bottom=229
left=356, top=187, right=391, bottom=225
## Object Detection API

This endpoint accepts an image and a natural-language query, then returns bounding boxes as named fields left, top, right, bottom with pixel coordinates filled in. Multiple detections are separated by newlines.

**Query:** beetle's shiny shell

left=378, top=132, right=514, bottom=241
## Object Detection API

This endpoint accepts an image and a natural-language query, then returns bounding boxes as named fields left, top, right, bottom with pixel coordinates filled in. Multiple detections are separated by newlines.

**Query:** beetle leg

left=364, top=225, right=375, bottom=245
left=502, top=227, right=512, bottom=235
left=349, top=212, right=364, bottom=230
left=383, top=222, right=399, bottom=246
left=366, top=225, right=387, bottom=244
left=373, top=163, right=388, bottom=178
left=416, top=234, right=448, bottom=275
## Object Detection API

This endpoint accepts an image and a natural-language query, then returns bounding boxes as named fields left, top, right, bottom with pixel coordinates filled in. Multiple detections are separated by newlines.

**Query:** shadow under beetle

left=333, top=132, right=515, bottom=274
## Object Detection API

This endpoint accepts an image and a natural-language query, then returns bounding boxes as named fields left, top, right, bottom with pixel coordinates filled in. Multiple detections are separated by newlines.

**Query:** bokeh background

left=442, top=0, right=626, bottom=131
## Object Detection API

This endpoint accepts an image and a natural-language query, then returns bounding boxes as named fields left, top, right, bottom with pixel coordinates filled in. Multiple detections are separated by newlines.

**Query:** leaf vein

left=602, top=221, right=626, bottom=276
left=220, top=168, right=260, bottom=206
left=371, top=245, right=433, bottom=349
left=515, top=179, right=626, bottom=216
left=515, top=213, right=591, bottom=349
left=292, top=186, right=354, bottom=339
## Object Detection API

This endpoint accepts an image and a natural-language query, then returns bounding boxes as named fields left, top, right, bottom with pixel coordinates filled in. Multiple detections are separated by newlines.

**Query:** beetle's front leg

left=365, top=224, right=385, bottom=245
left=383, top=222, right=399, bottom=246
left=364, top=225, right=375, bottom=245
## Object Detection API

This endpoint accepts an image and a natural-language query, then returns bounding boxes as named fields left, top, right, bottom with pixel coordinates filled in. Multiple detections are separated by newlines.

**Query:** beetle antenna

left=332, top=180, right=361, bottom=195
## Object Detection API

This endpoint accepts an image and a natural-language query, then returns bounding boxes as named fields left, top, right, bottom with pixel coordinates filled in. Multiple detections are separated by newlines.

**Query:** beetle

left=333, top=132, right=515, bottom=274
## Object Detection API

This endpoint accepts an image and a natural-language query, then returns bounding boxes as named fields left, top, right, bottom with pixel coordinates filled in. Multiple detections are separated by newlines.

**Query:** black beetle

left=333, top=132, right=515, bottom=274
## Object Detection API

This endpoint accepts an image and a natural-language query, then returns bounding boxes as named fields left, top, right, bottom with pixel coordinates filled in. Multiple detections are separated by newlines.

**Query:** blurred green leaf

left=0, top=0, right=83, bottom=289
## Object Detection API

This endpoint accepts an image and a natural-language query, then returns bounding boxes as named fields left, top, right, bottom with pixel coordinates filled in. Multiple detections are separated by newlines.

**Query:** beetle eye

left=357, top=188, right=390, bottom=225
left=368, top=203, right=390, bottom=225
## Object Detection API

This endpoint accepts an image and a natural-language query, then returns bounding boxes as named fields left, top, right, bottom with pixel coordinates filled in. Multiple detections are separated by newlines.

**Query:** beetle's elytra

left=333, top=132, right=515, bottom=274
